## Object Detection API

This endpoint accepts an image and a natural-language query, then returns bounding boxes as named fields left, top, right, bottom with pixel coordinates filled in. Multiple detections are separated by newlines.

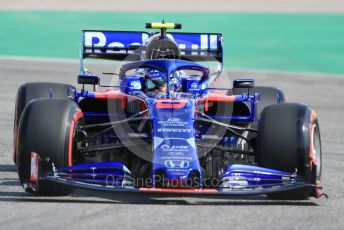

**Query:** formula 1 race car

left=13, top=22, right=323, bottom=199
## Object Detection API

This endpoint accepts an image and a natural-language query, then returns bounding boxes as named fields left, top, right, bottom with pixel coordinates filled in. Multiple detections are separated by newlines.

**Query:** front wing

left=28, top=152, right=318, bottom=197
left=39, top=176, right=312, bottom=197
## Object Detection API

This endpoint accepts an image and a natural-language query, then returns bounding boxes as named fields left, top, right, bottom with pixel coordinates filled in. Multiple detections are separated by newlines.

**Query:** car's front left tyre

left=256, top=103, right=322, bottom=199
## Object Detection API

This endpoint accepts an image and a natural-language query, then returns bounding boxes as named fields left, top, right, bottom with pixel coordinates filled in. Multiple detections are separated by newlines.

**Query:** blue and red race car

left=13, top=22, right=323, bottom=199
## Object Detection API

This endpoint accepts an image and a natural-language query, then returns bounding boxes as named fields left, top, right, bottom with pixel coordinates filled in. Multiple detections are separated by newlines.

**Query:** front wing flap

left=40, top=175, right=312, bottom=197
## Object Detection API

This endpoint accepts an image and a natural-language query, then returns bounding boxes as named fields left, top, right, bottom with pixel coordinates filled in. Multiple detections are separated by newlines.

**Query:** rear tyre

left=13, top=82, right=75, bottom=163
left=233, top=86, right=286, bottom=117
left=17, top=99, right=82, bottom=195
left=233, top=86, right=286, bottom=148
left=257, top=103, right=322, bottom=200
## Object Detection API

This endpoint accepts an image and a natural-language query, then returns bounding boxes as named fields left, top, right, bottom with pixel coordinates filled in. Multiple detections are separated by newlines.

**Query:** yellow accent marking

left=151, top=23, right=176, bottom=29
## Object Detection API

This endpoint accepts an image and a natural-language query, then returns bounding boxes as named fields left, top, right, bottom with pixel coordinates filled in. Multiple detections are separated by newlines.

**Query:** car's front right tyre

left=17, top=98, right=82, bottom=196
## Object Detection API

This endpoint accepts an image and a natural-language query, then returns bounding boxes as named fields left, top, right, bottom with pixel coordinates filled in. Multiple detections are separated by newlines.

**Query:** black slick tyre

left=257, top=103, right=322, bottom=199
left=17, top=98, right=82, bottom=196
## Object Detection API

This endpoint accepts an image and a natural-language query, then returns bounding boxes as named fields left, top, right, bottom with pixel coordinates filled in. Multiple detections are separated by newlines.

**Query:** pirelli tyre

left=257, top=103, right=322, bottom=199
left=13, top=82, right=75, bottom=163
left=17, top=99, right=83, bottom=196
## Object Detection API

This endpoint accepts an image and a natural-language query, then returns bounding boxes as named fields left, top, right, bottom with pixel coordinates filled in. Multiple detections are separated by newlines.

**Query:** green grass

left=1, top=11, right=344, bottom=74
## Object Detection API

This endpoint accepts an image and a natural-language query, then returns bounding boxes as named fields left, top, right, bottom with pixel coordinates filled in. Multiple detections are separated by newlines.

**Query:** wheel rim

left=311, top=124, right=322, bottom=183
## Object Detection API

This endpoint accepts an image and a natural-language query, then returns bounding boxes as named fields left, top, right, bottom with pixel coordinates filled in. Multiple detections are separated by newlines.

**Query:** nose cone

left=149, top=98, right=201, bottom=187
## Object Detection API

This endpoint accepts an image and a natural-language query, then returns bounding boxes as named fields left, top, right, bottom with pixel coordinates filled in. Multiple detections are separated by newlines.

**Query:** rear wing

left=168, top=32, right=223, bottom=62
left=82, top=31, right=149, bottom=61
left=81, top=30, right=223, bottom=63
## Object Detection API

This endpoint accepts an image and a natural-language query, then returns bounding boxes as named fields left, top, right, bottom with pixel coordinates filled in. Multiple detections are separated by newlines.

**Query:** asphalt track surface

left=0, top=58, right=344, bottom=229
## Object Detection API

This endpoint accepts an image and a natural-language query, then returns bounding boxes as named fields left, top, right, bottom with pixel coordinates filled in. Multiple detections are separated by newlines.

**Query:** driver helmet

left=148, top=69, right=166, bottom=91
left=145, top=70, right=182, bottom=92
left=169, top=72, right=182, bottom=92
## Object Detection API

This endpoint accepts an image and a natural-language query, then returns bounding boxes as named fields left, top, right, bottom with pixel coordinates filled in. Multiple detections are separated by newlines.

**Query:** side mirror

left=78, top=75, right=100, bottom=85
left=233, top=79, right=255, bottom=88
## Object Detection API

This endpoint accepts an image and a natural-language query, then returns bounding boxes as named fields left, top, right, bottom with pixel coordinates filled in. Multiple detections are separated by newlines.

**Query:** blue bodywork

left=38, top=58, right=309, bottom=195
left=33, top=29, right=314, bottom=196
